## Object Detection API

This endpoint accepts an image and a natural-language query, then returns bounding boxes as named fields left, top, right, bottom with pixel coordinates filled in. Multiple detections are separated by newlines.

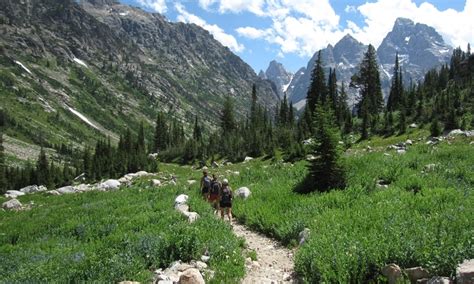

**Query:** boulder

left=47, top=190, right=61, bottom=196
left=298, top=228, right=310, bottom=245
left=447, top=129, right=464, bottom=136
left=2, top=199, right=22, bottom=210
left=187, top=180, right=197, bottom=185
left=366, top=146, right=373, bottom=151
left=465, top=131, right=474, bottom=137
left=376, top=180, right=390, bottom=189
left=405, top=267, right=430, bottom=284
left=406, top=139, right=413, bottom=145
left=175, top=204, right=189, bottom=213
left=302, top=138, right=313, bottom=145
left=456, top=259, right=474, bottom=284
left=211, top=161, right=219, bottom=168
left=409, top=123, right=418, bottom=128
left=306, top=154, right=317, bottom=161
left=178, top=268, right=205, bottom=284
left=99, top=179, right=121, bottom=191
left=185, top=212, right=200, bottom=223
left=397, top=149, right=406, bottom=155
left=5, top=190, right=26, bottom=199
left=135, top=171, right=149, bottom=177
left=151, top=179, right=161, bottom=187
left=200, top=255, right=210, bottom=263
left=192, top=260, right=208, bottom=271
left=175, top=194, right=189, bottom=206
left=57, top=186, right=76, bottom=194
left=427, top=276, right=452, bottom=284
left=148, top=153, right=159, bottom=159
left=381, top=264, right=402, bottom=284
left=74, top=184, right=92, bottom=193
left=20, top=185, right=47, bottom=194
left=236, top=187, right=251, bottom=199
left=243, top=156, right=254, bottom=163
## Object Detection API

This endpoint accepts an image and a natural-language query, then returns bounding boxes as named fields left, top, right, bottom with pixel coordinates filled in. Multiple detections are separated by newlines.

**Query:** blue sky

left=120, top=0, right=472, bottom=74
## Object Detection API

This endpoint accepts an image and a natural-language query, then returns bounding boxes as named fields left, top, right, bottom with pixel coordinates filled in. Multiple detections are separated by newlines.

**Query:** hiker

left=220, top=178, right=233, bottom=222
left=200, top=167, right=211, bottom=200
left=209, top=174, right=221, bottom=213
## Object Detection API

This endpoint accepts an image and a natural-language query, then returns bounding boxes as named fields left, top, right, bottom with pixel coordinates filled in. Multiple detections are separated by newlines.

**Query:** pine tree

left=154, top=112, right=168, bottom=152
left=306, top=102, right=346, bottom=192
left=384, top=111, right=394, bottom=136
left=36, top=148, right=52, bottom=188
left=328, top=68, right=338, bottom=114
left=0, top=131, right=6, bottom=193
left=351, top=44, right=384, bottom=138
left=387, top=53, right=403, bottom=111
left=307, top=50, right=327, bottom=113
left=221, top=96, right=236, bottom=134
left=398, top=110, right=407, bottom=134
left=279, top=94, right=289, bottom=125
left=193, top=116, right=203, bottom=142
left=431, top=116, right=442, bottom=137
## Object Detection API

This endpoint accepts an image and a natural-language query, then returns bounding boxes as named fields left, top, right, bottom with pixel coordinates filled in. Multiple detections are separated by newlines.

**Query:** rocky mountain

left=286, top=18, right=452, bottom=108
left=0, top=0, right=278, bottom=155
left=259, top=60, right=293, bottom=99
left=377, top=17, right=452, bottom=86
left=287, top=34, right=367, bottom=107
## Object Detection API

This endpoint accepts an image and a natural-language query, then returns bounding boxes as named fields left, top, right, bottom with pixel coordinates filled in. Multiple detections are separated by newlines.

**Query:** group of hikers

left=200, top=167, right=233, bottom=222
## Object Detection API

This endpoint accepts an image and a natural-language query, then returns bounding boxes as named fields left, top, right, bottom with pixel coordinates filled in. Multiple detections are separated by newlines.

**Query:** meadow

left=1, top=134, right=473, bottom=283
left=229, top=135, right=474, bottom=282
left=0, top=168, right=245, bottom=283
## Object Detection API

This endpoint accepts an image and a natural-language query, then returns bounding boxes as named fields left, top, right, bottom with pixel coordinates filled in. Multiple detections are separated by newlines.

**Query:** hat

left=223, top=178, right=229, bottom=184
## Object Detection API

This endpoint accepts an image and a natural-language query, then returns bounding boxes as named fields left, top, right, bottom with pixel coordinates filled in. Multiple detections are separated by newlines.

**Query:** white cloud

left=345, top=5, right=357, bottom=13
left=235, top=26, right=272, bottom=39
left=136, top=0, right=167, bottom=14
left=175, top=3, right=245, bottom=53
left=348, top=0, right=474, bottom=48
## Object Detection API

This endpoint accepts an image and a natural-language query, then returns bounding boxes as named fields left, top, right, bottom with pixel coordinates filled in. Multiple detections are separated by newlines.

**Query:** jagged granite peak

left=377, top=17, right=452, bottom=85
left=258, top=70, right=267, bottom=80
left=264, top=60, right=293, bottom=98
left=0, top=0, right=279, bottom=148
left=287, top=34, right=367, bottom=105
left=79, top=0, right=119, bottom=6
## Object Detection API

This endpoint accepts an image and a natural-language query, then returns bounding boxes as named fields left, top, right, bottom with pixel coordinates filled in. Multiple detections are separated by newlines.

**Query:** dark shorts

left=220, top=202, right=232, bottom=208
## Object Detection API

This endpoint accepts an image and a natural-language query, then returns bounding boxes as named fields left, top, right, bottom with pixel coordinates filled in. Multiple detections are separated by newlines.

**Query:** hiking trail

left=231, top=221, right=297, bottom=284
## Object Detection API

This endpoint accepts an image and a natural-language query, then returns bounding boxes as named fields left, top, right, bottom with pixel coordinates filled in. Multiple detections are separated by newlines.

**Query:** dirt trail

left=231, top=221, right=297, bottom=284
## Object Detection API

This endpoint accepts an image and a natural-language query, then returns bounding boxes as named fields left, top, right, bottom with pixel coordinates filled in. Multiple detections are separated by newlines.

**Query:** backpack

left=221, top=186, right=232, bottom=203
left=211, top=181, right=221, bottom=195
left=202, top=176, right=211, bottom=193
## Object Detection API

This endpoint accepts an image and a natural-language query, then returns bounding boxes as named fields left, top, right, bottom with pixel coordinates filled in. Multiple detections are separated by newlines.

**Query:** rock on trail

left=232, top=222, right=296, bottom=283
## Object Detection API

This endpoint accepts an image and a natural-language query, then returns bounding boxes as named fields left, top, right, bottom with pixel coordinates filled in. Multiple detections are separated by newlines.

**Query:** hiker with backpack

left=209, top=174, right=221, bottom=214
left=220, top=178, right=233, bottom=222
left=200, top=168, right=211, bottom=201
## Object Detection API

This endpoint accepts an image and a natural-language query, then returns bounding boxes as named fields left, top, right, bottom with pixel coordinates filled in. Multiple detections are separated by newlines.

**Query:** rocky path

left=231, top=221, right=297, bottom=284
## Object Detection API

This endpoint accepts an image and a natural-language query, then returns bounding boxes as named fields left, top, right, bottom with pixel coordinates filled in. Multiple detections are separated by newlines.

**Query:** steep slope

left=0, top=0, right=278, bottom=157
left=260, top=60, right=293, bottom=99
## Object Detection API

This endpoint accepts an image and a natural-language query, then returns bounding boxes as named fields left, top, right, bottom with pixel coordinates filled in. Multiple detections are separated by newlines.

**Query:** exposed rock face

left=287, top=18, right=452, bottom=108
left=178, top=268, right=205, bottom=284
left=405, top=266, right=430, bottom=284
left=262, top=60, right=294, bottom=99
left=2, top=199, right=23, bottom=210
left=456, top=259, right=474, bottom=284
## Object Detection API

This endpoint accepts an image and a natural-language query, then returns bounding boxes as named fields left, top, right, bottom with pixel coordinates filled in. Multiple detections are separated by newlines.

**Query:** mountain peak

left=80, top=0, right=119, bottom=6
left=394, top=17, right=414, bottom=27
left=264, top=60, right=293, bottom=98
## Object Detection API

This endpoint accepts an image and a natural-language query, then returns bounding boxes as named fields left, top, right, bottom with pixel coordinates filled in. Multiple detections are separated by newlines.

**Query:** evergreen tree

left=387, top=53, right=403, bottom=111
left=250, top=84, right=258, bottom=125
left=398, top=110, right=407, bottom=134
left=307, top=51, right=327, bottom=113
left=306, top=102, right=346, bottom=192
left=351, top=44, right=384, bottom=138
left=384, top=111, right=394, bottom=136
left=154, top=112, right=168, bottom=152
left=193, top=116, right=203, bottom=142
left=279, top=94, right=289, bottom=125
left=328, top=68, right=338, bottom=115
left=0, top=131, right=6, bottom=193
left=221, top=96, right=236, bottom=134
left=36, top=148, right=52, bottom=188
left=430, top=116, right=442, bottom=137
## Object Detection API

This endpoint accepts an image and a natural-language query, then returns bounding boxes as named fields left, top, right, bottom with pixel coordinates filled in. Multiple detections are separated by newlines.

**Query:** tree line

left=1, top=44, right=472, bottom=193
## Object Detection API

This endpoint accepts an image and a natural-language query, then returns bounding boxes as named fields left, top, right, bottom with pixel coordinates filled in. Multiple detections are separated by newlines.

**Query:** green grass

left=0, top=171, right=245, bottom=283
left=227, top=137, right=473, bottom=282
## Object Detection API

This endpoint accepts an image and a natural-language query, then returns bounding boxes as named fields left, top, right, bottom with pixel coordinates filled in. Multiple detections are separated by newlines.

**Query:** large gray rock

left=456, top=259, right=474, bottom=284
left=2, top=199, right=22, bottom=210
left=174, top=194, right=189, bottom=206
left=405, top=267, right=430, bottom=284
left=236, top=187, right=251, bottom=199
left=20, top=185, right=47, bottom=194
left=382, top=264, right=402, bottom=284
left=57, top=186, right=76, bottom=194
left=178, top=268, right=205, bottom=284
left=243, top=156, right=254, bottom=163
left=427, top=276, right=452, bottom=284
left=184, top=212, right=200, bottom=223
left=98, top=179, right=121, bottom=191
left=5, top=190, right=26, bottom=199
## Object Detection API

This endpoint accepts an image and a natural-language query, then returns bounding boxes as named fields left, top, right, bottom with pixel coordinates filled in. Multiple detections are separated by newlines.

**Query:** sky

left=121, top=0, right=473, bottom=73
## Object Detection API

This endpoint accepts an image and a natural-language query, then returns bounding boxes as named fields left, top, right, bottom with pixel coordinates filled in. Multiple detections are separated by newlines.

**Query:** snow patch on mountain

left=282, top=74, right=293, bottom=93
left=73, top=58, right=88, bottom=68
left=68, top=107, right=100, bottom=130
left=14, top=61, right=32, bottom=74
